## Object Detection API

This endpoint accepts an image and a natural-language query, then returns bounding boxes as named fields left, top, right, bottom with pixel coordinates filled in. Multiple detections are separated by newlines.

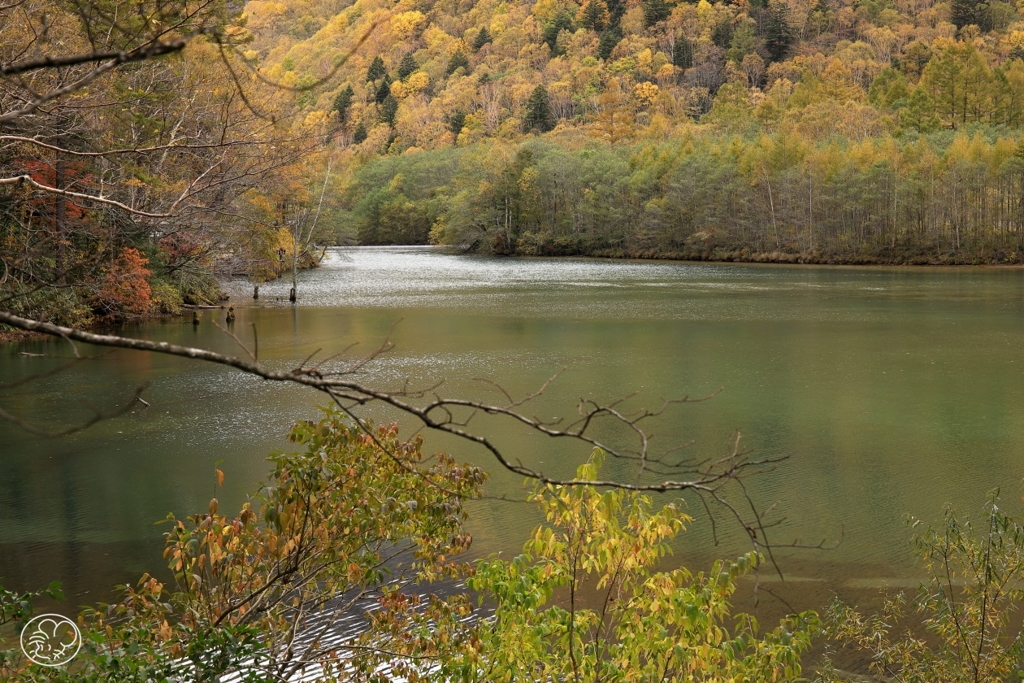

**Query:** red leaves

left=21, top=159, right=92, bottom=220
left=157, top=233, right=208, bottom=268
left=96, top=247, right=153, bottom=318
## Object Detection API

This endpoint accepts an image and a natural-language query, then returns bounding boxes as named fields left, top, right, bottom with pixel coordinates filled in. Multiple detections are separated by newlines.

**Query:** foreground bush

left=368, top=452, right=820, bottom=682
left=1, top=409, right=484, bottom=682
left=9, top=421, right=1024, bottom=681
left=820, top=493, right=1024, bottom=683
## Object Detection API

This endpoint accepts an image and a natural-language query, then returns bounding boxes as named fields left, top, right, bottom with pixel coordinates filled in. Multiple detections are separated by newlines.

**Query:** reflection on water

left=2, top=247, right=1024, bottom=619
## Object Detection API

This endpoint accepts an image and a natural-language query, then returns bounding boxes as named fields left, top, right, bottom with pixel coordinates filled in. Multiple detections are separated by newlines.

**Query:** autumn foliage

left=1, top=0, right=325, bottom=328
left=0, top=411, right=486, bottom=682
left=10, top=0, right=1024, bottom=324
left=96, top=248, right=153, bottom=319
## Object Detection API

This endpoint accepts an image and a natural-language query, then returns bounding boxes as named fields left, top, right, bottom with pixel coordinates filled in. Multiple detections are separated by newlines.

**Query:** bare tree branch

left=0, top=311, right=840, bottom=595
left=0, top=309, right=784, bottom=494
left=0, top=174, right=178, bottom=217
left=0, top=134, right=286, bottom=157
left=0, top=35, right=203, bottom=124
left=0, top=38, right=188, bottom=77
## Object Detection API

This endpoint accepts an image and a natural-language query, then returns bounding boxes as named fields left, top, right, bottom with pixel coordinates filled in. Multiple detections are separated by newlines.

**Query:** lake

left=2, top=246, right=1024, bottom=620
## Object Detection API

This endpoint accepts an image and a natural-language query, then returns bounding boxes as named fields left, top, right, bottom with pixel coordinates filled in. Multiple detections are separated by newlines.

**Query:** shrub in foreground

left=819, top=493, right=1024, bottom=683
left=370, top=452, right=820, bottom=682
left=1, top=409, right=484, bottom=682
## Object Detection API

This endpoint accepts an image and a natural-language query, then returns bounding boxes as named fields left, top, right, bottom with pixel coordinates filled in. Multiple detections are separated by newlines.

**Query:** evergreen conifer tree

left=352, top=121, right=368, bottom=143
left=950, top=0, right=971, bottom=28
left=598, top=26, right=622, bottom=60
left=605, top=0, right=625, bottom=23
left=711, top=21, right=733, bottom=49
left=379, top=95, right=398, bottom=126
left=950, top=0, right=992, bottom=31
left=523, top=85, right=556, bottom=132
left=472, top=27, right=492, bottom=51
left=374, top=75, right=391, bottom=104
left=543, top=13, right=575, bottom=54
left=366, top=56, right=387, bottom=82
left=580, top=0, right=607, bottom=31
left=673, top=35, right=693, bottom=69
left=642, top=0, right=671, bottom=27
left=397, top=53, right=417, bottom=80
left=764, top=0, right=794, bottom=62
left=447, top=109, right=467, bottom=137
left=445, top=50, right=470, bottom=76
left=332, top=84, right=354, bottom=122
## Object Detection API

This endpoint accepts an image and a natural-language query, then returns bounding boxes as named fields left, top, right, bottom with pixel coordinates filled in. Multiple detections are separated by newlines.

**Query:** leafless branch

left=0, top=174, right=178, bottom=217
left=0, top=310, right=843, bottom=589
left=0, top=35, right=201, bottom=123
left=0, top=134, right=284, bottom=157
left=0, top=310, right=779, bottom=494
left=1, top=38, right=188, bottom=77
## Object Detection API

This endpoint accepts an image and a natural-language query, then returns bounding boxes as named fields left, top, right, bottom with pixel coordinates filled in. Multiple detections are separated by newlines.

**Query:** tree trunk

left=766, top=174, right=780, bottom=248
left=54, top=159, right=66, bottom=284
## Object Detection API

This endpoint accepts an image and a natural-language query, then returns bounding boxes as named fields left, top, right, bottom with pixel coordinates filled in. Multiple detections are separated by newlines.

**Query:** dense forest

left=237, top=0, right=1024, bottom=262
left=5, top=0, right=1024, bottom=324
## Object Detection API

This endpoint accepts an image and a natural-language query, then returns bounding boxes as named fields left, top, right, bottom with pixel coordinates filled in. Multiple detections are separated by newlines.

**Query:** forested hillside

left=247, top=0, right=1024, bottom=262
left=5, top=0, right=1024, bottom=331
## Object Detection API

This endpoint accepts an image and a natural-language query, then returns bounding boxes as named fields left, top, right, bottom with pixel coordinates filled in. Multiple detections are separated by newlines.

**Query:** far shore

left=4, top=249, right=1023, bottom=345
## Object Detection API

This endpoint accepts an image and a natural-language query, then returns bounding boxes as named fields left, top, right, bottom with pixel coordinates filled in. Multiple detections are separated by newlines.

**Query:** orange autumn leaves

left=96, top=247, right=153, bottom=319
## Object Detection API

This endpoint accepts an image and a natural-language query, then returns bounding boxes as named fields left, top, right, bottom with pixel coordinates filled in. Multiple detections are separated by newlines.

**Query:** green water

left=2, top=247, right=1024, bottom=615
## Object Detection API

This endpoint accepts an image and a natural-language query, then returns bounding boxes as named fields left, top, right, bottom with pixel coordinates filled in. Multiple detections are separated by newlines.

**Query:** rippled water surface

left=3, top=247, right=1024, bottom=615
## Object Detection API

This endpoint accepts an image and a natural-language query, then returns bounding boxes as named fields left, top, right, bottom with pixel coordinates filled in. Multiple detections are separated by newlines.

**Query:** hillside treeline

left=348, top=131, right=1024, bottom=263
left=249, top=0, right=1024, bottom=148
left=9, top=0, right=1024, bottom=335
left=238, top=0, right=1024, bottom=261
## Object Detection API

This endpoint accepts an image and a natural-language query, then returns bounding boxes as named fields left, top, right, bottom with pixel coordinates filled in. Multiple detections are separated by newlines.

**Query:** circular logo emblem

left=19, top=613, right=81, bottom=667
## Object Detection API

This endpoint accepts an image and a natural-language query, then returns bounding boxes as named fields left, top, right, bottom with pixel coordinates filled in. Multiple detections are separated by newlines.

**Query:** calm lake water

left=3, top=247, right=1024, bottom=618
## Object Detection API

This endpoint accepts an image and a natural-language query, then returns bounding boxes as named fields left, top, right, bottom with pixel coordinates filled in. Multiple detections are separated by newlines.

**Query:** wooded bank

left=345, top=134, right=1024, bottom=265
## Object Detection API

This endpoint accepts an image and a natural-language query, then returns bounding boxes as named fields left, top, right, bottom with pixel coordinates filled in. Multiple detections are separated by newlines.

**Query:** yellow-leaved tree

left=365, top=451, right=820, bottom=682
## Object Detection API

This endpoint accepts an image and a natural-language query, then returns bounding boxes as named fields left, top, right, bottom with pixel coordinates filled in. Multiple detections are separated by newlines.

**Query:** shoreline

left=507, top=244, right=1024, bottom=267
left=434, top=243, right=1024, bottom=268
left=4, top=249, right=1023, bottom=346
left=0, top=306, right=227, bottom=345
left=596, top=251, right=1024, bottom=269
left=0, top=249, right=331, bottom=346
